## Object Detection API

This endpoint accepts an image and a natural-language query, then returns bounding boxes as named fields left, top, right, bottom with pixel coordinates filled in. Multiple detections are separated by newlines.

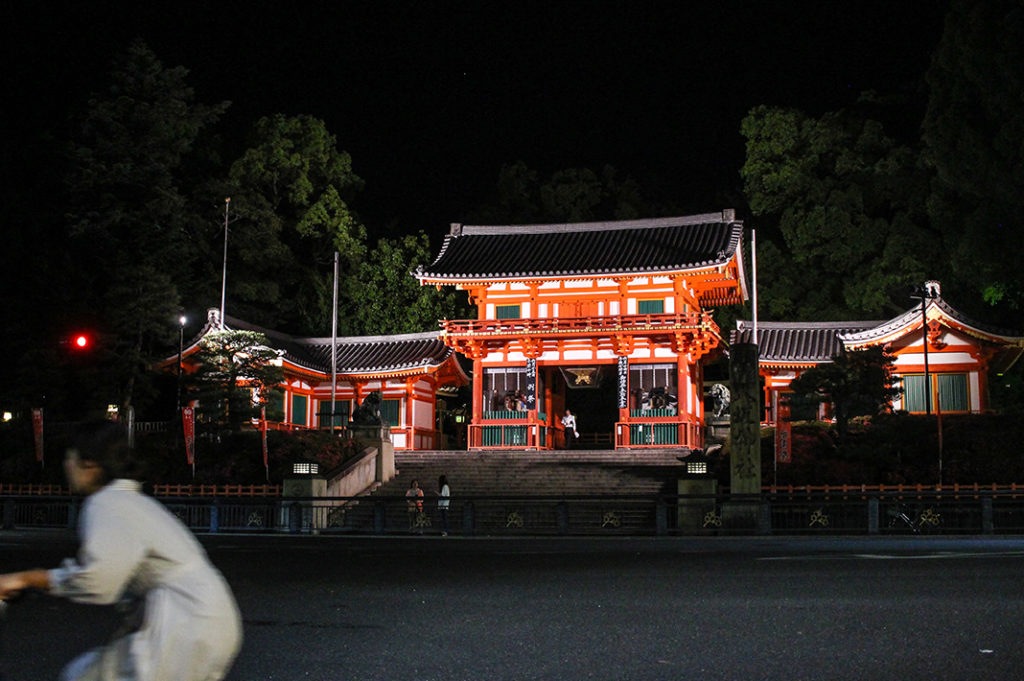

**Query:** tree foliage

left=922, top=0, right=1024, bottom=319
left=470, top=161, right=652, bottom=224
left=347, top=232, right=470, bottom=335
left=741, top=103, right=937, bottom=320
left=188, top=330, right=284, bottom=432
left=64, top=40, right=229, bottom=410
left=225, top=114, right=366, bottom=334
left=786, top=346, right=901, bottom=439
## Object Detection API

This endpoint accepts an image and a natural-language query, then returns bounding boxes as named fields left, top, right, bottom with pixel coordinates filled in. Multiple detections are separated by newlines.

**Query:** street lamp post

left=910, top=283, right=941, bottom=483
left=177, top=315, right=187, bottom=412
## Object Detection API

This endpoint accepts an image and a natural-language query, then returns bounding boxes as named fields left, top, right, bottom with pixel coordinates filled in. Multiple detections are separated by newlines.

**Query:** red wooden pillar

left=471, top=357, right=484, bottom=448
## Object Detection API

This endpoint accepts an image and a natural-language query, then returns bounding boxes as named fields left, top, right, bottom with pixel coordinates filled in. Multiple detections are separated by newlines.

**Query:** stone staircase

left=378, top=449, right=686, bottom=498
left=325, top=449, right=689, bottom=534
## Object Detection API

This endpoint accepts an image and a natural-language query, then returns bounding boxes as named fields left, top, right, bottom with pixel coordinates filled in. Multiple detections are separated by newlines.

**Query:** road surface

left=1, top=532, right=1022, bottom=680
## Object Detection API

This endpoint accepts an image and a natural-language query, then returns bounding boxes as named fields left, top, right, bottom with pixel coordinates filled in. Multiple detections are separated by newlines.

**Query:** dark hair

left=70, top=421, right=134, bottom=482
left=438, top=474, right=448, bottom=491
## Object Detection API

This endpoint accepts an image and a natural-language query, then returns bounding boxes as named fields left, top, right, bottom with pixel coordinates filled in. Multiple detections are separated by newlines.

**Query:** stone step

left=368, top=449, right=684, bottom=502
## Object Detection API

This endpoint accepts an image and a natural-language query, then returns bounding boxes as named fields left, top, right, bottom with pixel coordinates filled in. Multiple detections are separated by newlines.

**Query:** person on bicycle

left=0, top=421, right=242, bottom=681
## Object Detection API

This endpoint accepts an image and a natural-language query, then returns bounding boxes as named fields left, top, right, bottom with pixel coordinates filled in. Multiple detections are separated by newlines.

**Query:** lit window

left=686, top=461, right=708, bottom=475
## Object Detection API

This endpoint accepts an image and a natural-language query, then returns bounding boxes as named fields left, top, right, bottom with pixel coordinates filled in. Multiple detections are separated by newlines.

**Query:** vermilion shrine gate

left=415, top=210, right=748, bottom=450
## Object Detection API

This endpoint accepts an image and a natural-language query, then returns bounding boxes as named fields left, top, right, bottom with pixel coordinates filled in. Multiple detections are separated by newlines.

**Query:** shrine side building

left=732, top=281, right=1024, bottom=425
left=415, top=210, right=748, bottom=451
left=177, top=309, right=469, bottom=450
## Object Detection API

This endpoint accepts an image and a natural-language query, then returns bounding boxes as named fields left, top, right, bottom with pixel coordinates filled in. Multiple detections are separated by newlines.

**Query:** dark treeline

left=1, top=0, right=1022, bottom=429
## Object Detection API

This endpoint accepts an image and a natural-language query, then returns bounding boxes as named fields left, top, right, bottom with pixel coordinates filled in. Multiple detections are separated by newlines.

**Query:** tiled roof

left=415, top=211, right=744, bottom=281
left=841, top=298, right=1023, bottom=346
left=731, top=320, right=882, bottom=363
left=733, top=294, right=1024, bottom=365
left=218, top=315, right=454, bottom=376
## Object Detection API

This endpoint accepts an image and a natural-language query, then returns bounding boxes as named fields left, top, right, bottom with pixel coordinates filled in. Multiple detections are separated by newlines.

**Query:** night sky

left=2, top=1, right=950, bottom=242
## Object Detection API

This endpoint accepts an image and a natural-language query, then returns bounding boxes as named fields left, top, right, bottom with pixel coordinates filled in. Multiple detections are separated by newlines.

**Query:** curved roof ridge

left=738, top=319, right=884, bottom=330
left=301, top=330, right=443, bottom=345
left=417, top=213, right=745, bottom=283
left=457, top=212, right=736, bottom=236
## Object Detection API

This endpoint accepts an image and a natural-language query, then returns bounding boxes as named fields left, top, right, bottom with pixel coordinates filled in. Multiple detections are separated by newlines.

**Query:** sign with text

left=774, top=391, right=792, bottom=464
left=617, top=357, right=628, bottom=408
left=524, top=359, right=537, bottom=411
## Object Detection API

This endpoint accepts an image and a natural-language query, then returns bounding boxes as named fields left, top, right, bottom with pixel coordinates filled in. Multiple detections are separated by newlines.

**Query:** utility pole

left=911, top=282, right=941, bottom=483
left=219, top=198, right=231, bottom=327
left=330, top=251, right=339, bottom=431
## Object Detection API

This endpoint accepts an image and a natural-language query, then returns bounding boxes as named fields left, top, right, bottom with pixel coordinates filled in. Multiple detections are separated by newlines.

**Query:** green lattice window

left=495, top=304, right=520, bottom=319
left=938, top=374, right=968, bottom=412
left=380, top=398, right=401, bottom=426
left=291, top=394, right=308, bottom=426
left=638, top=299, right=664, bottom=314
left=902, top=373, right=968, bottom=413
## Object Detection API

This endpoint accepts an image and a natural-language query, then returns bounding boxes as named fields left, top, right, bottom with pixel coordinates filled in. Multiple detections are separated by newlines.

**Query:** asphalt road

left=2, top=532, right=1023, bottom=681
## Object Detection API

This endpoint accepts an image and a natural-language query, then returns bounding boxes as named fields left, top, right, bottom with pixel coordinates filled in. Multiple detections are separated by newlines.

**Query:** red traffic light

left=72, top=334, right=90, bottom=349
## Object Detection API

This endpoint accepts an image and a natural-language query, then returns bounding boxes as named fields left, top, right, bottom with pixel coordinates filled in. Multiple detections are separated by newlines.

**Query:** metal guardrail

left=6, top=491, right=1024, bottom=536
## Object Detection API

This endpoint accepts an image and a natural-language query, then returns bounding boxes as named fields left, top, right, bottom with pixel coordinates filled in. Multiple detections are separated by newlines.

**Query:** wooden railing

left=615, top=418, right=702, bottom=449
left=440, top=311, right=718, bottom=339
left=765, top=483, right=1024, bottom=499
left=0, top=484, right=71, bottom=495
left=470, top=413, right=552, bottom=449
left=152, top=484, right=282, bottom=497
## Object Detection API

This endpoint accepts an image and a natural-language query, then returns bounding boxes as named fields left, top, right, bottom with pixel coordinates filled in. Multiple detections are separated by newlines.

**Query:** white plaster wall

left=894, top=351, right=976, bottom=367
left=414, top=398, right=433, bottom=428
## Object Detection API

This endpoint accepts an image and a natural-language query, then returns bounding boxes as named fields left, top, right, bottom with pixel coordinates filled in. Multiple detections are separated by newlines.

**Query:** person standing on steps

left=437, top=474, right=451, bottom=536
left=561, top=409, right=578, bottom=449
left=406, top=479, right=425, bottom=529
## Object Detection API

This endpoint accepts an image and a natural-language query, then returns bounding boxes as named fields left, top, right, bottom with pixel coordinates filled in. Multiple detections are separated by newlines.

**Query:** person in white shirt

left=561, top=409, right=579, bottom=449
left=0, top=421, right=242, bottom=681
left=437, top=474, right=451, bottom=536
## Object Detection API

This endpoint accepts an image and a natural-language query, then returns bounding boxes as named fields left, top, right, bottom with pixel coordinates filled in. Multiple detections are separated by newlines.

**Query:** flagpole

left=330, top=251, right=339, bottom=431
left=219, top=197, right=231, bottom=327
left=751, top=227, right=758, bottom=347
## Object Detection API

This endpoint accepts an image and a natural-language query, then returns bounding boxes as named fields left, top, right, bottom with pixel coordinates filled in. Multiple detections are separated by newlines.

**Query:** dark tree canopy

left=347, top=232, right=471, bottom=336
left=469, top=161, right=656, bottom=225
left=922, top=0, right=1024, bottom=319
left=741, top=103, right=937, bottom=321
left=224, top=113, right=366, bottom=334
left=64, top=40, right=229, bottom=411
